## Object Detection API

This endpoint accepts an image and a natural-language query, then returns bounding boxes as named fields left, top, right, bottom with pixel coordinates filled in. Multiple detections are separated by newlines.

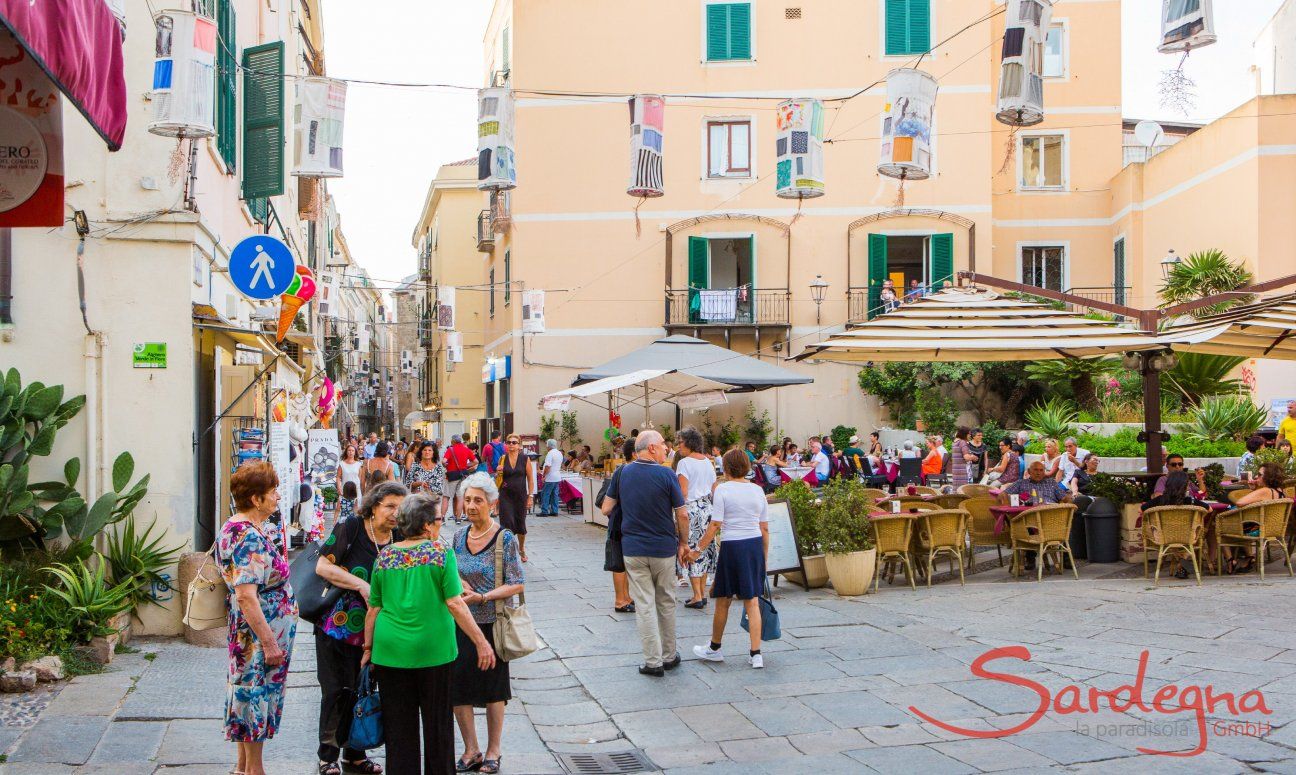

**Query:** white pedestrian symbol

left=249, top=244, right=276, bottom=291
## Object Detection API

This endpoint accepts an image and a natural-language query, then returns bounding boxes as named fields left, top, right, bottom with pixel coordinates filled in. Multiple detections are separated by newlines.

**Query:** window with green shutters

left=885, top=0, right=930, bottom=56
left=867, top=233, right=888, bottom=319
left=241, top=42, right=284, bottom=200
left=215, top=0, right=237, bottom=171
left=706, top=3, right=752, bottom=62
left=929, top=233, right=953, bottom=290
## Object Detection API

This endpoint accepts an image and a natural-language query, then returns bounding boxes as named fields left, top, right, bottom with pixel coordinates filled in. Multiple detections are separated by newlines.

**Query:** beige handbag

left=183, top=546, right=229, bottom=631
left=493, top=535, right=537, bottom=662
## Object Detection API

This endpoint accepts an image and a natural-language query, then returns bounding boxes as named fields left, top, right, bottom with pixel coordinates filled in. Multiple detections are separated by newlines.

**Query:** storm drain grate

left=556, top=750, right=657, bottom=774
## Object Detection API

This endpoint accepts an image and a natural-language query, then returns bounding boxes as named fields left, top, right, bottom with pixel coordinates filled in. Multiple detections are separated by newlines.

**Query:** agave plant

left=1024, top=357, right=1118, bottom=409
left=105, top=514, right=184, bottom=612
left=1163, top=353, right=1246, bottom=406
left=1180, top=395, right=1267, bottom=443
left=1159, top=249, right=1254, bottom=318
left=44, top=559, right=133, bottom=641
left=1024, top=397, right=1079, bottom=441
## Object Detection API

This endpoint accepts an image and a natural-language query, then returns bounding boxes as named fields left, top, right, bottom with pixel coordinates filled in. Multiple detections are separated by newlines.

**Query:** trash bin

left=1069, top=497, right=1090, bottom=560
left=1084, top=497, right=1120, bottom=563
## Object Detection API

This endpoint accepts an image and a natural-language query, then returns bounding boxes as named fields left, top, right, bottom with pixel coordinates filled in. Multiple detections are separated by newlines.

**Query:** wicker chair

left=908, top=485, right=940, bottom=496
left=916, top=509, right=967, bottom=586
left=1216, top=499, right=1294, bottom=580
left=861, top=488, right=889, bottom=501
left=1227, top=488, right=1250, bottom=505
left=1007, top=503, right=1079, bottom=582
left=958, top=483, right=991, bottom=497
left=1140, top=505, right=1207, bottom=585
left=933, top=493, right=968, bottom=510
left=962, top=495, right=1007, bottom=568
left=870, top=513, right=918, bottom=591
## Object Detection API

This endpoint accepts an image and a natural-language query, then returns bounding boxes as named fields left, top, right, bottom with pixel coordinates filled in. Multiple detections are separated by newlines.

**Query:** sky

left=322, top=0, right=1287, bottom=288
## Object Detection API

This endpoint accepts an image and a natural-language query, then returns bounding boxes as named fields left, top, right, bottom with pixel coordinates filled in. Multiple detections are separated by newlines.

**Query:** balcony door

left=688, top=235, right=755, bottom=324
left=866, top=232, right=953, bottom=319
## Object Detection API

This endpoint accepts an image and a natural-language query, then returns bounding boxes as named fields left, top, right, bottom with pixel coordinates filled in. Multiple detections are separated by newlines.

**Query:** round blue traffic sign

left=229, top=235, right=297, bottom=300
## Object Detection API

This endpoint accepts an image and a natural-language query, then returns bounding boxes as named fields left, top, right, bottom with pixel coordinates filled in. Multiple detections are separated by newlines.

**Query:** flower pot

left=825, top=549, right=877, bottom=596
left=783, top=555, right=829, bottom=589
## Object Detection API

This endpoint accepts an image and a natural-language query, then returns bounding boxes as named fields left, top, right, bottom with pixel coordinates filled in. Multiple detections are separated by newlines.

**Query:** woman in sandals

left=450, top=473, right=524, bottom=774
left=675, top=427, right=717, bottom=609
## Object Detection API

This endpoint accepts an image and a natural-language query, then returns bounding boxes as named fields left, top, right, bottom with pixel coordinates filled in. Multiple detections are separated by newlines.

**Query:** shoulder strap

left=493, top=530, right=523, bottom=613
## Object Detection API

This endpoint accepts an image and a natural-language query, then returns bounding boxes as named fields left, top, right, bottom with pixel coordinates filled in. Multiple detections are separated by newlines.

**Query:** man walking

left=539, top=439, right=564, bottom=516
left=363, top=432, right=379, bottom=460
left=601, top=431, right=689, bottom=676
left=443, top=434, right=478, bottom=521
left=485, top=431, right=506, bottom=474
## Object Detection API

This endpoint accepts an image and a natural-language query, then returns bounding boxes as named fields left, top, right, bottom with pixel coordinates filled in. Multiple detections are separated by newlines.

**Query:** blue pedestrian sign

left=229, top=235, right=297, bottom=301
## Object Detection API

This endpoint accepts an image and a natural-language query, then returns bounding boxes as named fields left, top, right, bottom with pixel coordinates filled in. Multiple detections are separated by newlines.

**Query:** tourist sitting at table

left=965, top=428, right=987, bottom=483
left=820, top=434, right=835, bottom=456
left=898, top=440, right=921, bottom=460
left=868, top=432, right=884, bottom=460
left=987, top=437, right=1021, bottom=485
left=1058, top=437, right=1090, bottom=487
left=921, top=436, right=944, bottom=480
left=1152, top=454, right=1208, bottom=499
left=1069, top=454, right=1101, bottom=497
left=784, top=443, right=800, bottom=465
left=1280, top=439, right=1294, bottom=466
left=1227, top=462, right=1288, bottom=574
left=809, top=440, right=830, bottom=484
left=744, top=441, right=759, bottom=464
left=1040, top=439, right=1062, bottom=480
left=711, top=446, right=725, bottom=471
left=1140, top=469, right=1209, bottom=579
left=999, top=461, right=1072, bottom=506
left=1238, top=435, right=1265, bottom=478
left=843, top=435, right=867, bottom=469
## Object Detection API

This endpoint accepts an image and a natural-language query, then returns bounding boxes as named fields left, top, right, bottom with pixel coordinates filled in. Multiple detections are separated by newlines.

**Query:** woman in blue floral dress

left=217, top=462, right=298, bottom=775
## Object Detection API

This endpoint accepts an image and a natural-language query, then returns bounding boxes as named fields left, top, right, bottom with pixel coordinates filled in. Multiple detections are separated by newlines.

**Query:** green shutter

left=706, top=3, right=751, bottom=61
left=215, top=0, right=237, bottom=170
left=886, top=0, right=929, bottom=56
left=504, top=249, right=511, bottom=304
left=908, top=0, right=931, bottom=54
left=688, top=237, right=709, bottom=324
left=930, top=233, right=953, bottom=290
left=241, top=42, right=284, bottom=200
left=868, top=233, right=888, bottom=319
left=1114, top=238, right=1126, bottom=305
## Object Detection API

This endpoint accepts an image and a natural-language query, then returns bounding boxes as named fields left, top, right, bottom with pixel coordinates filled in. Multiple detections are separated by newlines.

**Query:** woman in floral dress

left=217, top=462, right=298, bottom=775
left=406, top=441, right=446, bottom=501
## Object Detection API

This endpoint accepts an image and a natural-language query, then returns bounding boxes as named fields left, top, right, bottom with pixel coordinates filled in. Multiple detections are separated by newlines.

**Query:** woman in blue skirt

left=689, top=449, right=770, bottom=669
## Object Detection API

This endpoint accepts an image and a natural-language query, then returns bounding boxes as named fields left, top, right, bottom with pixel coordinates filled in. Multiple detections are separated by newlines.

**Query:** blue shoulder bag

left=740, top=580, right=781, bottom=641
left=346, top=664, right=384, bottom=750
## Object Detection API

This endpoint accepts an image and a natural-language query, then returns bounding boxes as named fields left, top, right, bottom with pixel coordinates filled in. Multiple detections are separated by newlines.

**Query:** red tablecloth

left=989, top=505, right=1030, bottom=534
left=559, top=479, right=583, bottom=503
left=779, top=468, right=819, bottom=485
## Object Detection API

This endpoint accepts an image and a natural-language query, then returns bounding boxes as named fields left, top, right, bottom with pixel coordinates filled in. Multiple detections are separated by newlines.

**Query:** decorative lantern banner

left=292, top=76, right=347, bottom=177
left=148, top=10, right=216, bottom=138
left=627, top=94, right=665, bottom=198
left=477, top=87, right=517, bottom=191
left=996, top=0, right=1053, bottom=127
left=445, top=332, right=464, bottom=363
left=316, top=273, right=340, bottom=319
left=878, top=68, right=939, bottom=182
left=774, top=98, right=826, bottom=199
left=1159, top=0, right=1216, bottom=54
left=0, top=29, right=64, bottom=227
left=521, top=289, right=546, bottom=333
left=437, top=286, right=457, bottom=330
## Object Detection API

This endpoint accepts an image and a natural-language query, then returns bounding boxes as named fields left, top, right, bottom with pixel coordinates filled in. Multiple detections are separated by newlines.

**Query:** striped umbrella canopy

left=796, top=288, right=1221, bottom=362
left=1159, top=292, right=1296, bottom=360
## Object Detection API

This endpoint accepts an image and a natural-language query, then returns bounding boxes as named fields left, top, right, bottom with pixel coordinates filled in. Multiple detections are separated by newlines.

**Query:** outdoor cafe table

left=989, top=504, right=1030, bottom=535
left=780, top=466, right=817, bottom=484
left=558, top=474, right=584, bottom=504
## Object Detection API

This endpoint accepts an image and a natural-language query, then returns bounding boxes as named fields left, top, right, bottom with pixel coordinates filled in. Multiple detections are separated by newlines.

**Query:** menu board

left=764, top=499, right=803, bottom=576
left=269, top=421, right=293, bottom=518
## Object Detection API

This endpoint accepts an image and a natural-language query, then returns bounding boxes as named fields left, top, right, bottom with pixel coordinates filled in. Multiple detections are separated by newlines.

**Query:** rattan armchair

left=861, top=488, right=889, bottom=501
left=1216, top=499, right=1294, bottom=580
left=933, top=493, right=968, bottom=510
left=917, top=509, right=968, bottom=586
left=962, top=495, right=1007, bottom=568
left=1007, top=503, right=1079, bottom=582
left=1228, top=488, right=1250, bottom=505
left=870, top=513, right=918, bottom=591
left=958, top=484, right=991, bottom=497
left=1140, top=505, right=1207, bottom=585
left=907, top=485, right=940, bottom=496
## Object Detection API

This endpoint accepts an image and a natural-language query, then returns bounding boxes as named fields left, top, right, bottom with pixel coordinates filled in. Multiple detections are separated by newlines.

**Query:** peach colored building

left=423, top=0, right=1293, bottom=444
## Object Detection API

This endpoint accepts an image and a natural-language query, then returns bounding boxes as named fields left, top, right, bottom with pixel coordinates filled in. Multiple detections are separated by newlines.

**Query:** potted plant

left=773, top=481, right=826, bottom=588
left=818, top=479, right=876, bottom=596
left=43, top=560, right=133, bottom=664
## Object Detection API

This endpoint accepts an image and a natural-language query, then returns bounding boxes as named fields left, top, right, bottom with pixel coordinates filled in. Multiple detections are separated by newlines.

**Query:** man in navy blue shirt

left=601, top=430, right=689, bottom=676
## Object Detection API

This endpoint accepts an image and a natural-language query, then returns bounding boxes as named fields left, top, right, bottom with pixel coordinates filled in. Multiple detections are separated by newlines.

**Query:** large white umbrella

left=1159, top=292, right=1296, bottom=359
left=539, top=368, right=732, bottom=427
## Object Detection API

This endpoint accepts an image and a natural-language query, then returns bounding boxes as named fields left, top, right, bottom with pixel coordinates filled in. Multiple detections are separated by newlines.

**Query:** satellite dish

left=1134, top=120, right=1164, bottom=148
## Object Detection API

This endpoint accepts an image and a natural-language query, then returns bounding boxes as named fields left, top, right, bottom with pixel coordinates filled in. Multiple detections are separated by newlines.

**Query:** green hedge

left=1024, top=428, right=1243, bottom=458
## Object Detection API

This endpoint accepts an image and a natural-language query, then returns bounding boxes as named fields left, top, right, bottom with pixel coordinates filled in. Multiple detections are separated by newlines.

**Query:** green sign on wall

left=133, top=343, right=167, bottom=369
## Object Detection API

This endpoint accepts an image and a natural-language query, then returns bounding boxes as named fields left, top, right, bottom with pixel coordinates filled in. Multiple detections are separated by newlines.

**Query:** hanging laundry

left=699, top=289, right=738, bottom=322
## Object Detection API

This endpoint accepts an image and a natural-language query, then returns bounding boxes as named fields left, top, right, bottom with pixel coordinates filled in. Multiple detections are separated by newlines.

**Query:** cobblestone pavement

left=5, top=513, right=1296, bottom=773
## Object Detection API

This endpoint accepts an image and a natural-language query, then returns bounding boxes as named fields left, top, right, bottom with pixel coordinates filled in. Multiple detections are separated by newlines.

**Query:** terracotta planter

left=825, top=549, right=877, bottom=596
left=783, top=555, right=829, bottom=589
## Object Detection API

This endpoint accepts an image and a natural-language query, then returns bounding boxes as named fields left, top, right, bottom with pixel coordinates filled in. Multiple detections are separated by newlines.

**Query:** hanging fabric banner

left=477, top=86, right=517, bottom=191
left=627, top=94, right=665, bottom=198
left=357, top=322, right=370, bottom=354
left=292, top=76, right=347, bottom=177
left=522, top=289, right=546, bottom=333
left=774, top=98, right=826, bottom=199
left=996, top=0, right=1053, bottom=126
left=316, top=273, right=340, bottom=319
left=148, top=9, right=216, bottom=138
left=878, top=68, right=938, bottom=181
left=437, top=286, right=457, bottom=330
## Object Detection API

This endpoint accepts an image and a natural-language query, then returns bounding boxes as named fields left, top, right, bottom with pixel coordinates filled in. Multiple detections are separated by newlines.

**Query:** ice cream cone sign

left=277, top=265, right=317, bottom=342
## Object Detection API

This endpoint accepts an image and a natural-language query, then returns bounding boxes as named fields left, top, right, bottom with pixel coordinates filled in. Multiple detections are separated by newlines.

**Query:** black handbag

left=289, top=540, right=344, bottom=625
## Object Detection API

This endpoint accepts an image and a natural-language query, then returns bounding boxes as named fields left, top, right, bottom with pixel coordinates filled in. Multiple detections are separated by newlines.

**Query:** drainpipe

left=0, top=228, right=12, bottom=326
left=84, top=332, right=107, bottom=501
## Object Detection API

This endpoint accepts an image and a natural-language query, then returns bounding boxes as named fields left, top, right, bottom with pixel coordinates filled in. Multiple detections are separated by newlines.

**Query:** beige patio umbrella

left=1158, top=292, right=1296, bottom=359
left=796, top=288, right=1222, bottom=363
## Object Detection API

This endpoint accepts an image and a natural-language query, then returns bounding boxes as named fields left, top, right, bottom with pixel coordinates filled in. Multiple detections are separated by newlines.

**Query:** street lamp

left=1160, top=249, right=1182, bottom=280
left=810, top=275, right=829, bottom=326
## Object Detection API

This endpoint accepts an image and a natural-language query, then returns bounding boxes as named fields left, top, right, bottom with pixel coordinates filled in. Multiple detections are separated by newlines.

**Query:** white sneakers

left=693, top=645, right=763, bottom=668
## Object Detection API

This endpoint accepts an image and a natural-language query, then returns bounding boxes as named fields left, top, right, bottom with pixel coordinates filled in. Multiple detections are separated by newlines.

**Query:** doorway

left=865, top=232, right=954, bottom=318
left=687, top=236, right=755, bottom=323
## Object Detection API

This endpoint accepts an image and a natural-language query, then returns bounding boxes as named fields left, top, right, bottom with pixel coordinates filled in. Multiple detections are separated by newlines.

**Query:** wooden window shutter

left=728, top=3, right=752, bottom=60
left=706, top=4, right=730, bottom=60
left=216, top=0, right=237, bottom=170
left=885, top=0, right=909, bottom=55
left=930, top=233, right=953, bottom=290
left=908, top=0, right=931, bottom=54
left=241, top=41, right=285, bottom=200
left=688, top=237, right=709, bottom=324
left=1114, top=238, right=1126, bottom=305
left=867, top=233, right=888, bottom=319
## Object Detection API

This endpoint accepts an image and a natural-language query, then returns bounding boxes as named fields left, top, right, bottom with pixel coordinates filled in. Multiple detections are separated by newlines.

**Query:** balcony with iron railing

left=664, top=288, right=790, bottom=329
left=476, top=209, right=494, bottom=252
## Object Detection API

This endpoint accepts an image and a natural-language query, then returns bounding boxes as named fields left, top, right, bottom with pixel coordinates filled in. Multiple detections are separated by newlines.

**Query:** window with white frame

left=707, top=120, right=752, bottom=177
left=1043, top=23, right=1065, bottom=78
left=1021, top=245, right=1066, bottom=292
left=1020, top=134, right=1065, bottom=189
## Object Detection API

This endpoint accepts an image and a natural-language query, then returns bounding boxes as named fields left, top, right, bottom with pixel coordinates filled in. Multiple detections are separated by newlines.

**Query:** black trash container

left=1069, top=496, right=1090, bottom=560
left=1084, top=497, right=1120, bottom=563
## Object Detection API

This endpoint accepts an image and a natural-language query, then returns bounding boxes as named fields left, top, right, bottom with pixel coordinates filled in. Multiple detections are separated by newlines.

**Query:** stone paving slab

left=7, top=716, right=109, bottom=765
left=86, top=721, right=167, bottom=764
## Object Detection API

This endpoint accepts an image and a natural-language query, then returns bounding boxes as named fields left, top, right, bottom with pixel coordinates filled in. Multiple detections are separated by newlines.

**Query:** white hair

left=546, top=438, right=558, bottom=449
left=902, top=439, right=915, bottom=450
left=635, top=430, right=663, bottom=453
left=460, top=472, right=499, bottom=502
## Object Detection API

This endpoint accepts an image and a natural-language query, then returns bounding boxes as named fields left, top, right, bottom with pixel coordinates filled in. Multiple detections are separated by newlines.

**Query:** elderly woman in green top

left=361, top=494, right=494, bottom=775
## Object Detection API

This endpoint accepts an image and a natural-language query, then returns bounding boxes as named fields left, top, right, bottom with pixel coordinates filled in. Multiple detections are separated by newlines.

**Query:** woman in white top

left=675, top=427, right=717, bottom=609
left=336, top=444, right=362, bottom=496
left=690, top=449, right=769, bottom=669
left=1040, top=439, right=1062, bottom=480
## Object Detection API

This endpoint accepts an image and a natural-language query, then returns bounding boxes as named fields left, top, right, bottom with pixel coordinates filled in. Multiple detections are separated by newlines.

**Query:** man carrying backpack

left=443, top=434, right=478, bottom=522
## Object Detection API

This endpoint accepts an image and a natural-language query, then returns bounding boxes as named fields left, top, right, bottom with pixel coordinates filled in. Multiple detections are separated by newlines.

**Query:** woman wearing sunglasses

left=496, top=435, right=536, bottom=563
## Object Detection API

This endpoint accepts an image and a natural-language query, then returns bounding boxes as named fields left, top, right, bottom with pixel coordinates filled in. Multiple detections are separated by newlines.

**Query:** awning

left=543, top=369, right=731, bottom=411
left=1159, top=292, right=1296, bottom=360
left=403, top=411, right=435, bottom=427
left=796, top=288, right=1223, bottom=362
left=577, top=335, right=812, bottom=390
left=0, top=0, right=127, bottom=150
